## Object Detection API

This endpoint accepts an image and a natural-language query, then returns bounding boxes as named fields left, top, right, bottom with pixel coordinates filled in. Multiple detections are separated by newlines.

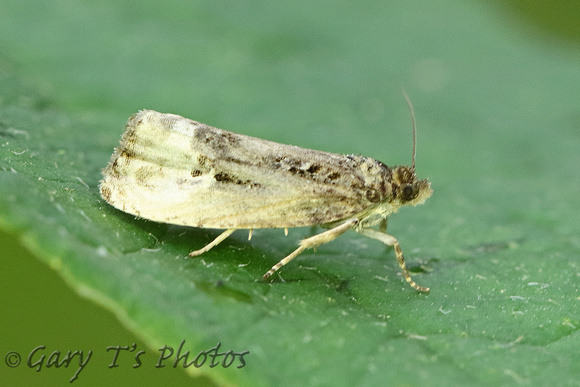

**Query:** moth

left=100, top=106, right=433, bottom=292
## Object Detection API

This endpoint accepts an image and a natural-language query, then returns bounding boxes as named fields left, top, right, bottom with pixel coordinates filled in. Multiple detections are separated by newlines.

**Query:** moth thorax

left=363, top=160, right=394, bottom=204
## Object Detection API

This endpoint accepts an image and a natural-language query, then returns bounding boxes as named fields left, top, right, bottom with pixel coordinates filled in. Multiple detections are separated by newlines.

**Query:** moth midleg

left=263, top=219, right=358, bottom=279
left=189, top=229, right=236, bottom=257
left=357, top=228, right=429, bottom=293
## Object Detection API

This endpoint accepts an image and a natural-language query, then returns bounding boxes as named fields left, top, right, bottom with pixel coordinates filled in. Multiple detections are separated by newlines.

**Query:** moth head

left=392, top=166, right=432, bottom=206
left=392, top=166, right=433, bottom=206
left=392, top=91, right=433, bottom=206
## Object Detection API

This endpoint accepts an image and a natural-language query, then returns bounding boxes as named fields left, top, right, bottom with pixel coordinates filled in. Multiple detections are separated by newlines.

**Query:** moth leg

left=263, top=219, right=358, bottom=279
left=379, top=218, right=388, bottom=233
left=189, top=229, right=236, bottom=257
left=357, top=228, right=430, bottom=293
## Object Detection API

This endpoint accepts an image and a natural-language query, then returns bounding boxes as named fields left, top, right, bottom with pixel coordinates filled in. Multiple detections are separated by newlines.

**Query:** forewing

left=100, top=110, right=376, bottom=229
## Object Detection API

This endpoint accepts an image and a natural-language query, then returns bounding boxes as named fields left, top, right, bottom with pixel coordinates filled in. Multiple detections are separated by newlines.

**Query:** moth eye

left=402, top=184, right=417, bottom=201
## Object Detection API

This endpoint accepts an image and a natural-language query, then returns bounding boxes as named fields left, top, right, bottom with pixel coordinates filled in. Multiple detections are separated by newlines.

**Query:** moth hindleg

left=189, top=229, right=236, bottom=257
left=263, top=219, right=358, bottom=279
left=357, top=228, right=429, bottom=292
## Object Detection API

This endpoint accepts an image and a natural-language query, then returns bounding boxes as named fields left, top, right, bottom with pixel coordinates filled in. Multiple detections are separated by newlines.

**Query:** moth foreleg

left=379, top=218, right=388, bottom=233
left=189, top=229, right=236, bottom=257
left=357, top=228, right=430, bottom=293
left=263, top=219, right=358, bottom=279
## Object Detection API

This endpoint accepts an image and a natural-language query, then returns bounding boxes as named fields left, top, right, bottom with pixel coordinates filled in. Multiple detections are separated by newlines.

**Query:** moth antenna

left=402, top=90, right=417, bottom=173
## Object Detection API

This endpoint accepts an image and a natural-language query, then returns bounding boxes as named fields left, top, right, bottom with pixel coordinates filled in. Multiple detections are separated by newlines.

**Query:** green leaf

left=1, top=1, right=579, bottom=386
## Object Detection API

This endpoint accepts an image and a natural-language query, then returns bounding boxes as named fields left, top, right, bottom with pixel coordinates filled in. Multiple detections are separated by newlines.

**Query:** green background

left=1, top=1, right=579, bottom=386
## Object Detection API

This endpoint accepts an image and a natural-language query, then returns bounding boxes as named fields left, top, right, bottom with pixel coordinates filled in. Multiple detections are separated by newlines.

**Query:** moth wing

left=100, top=110, right=377, bottom=229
